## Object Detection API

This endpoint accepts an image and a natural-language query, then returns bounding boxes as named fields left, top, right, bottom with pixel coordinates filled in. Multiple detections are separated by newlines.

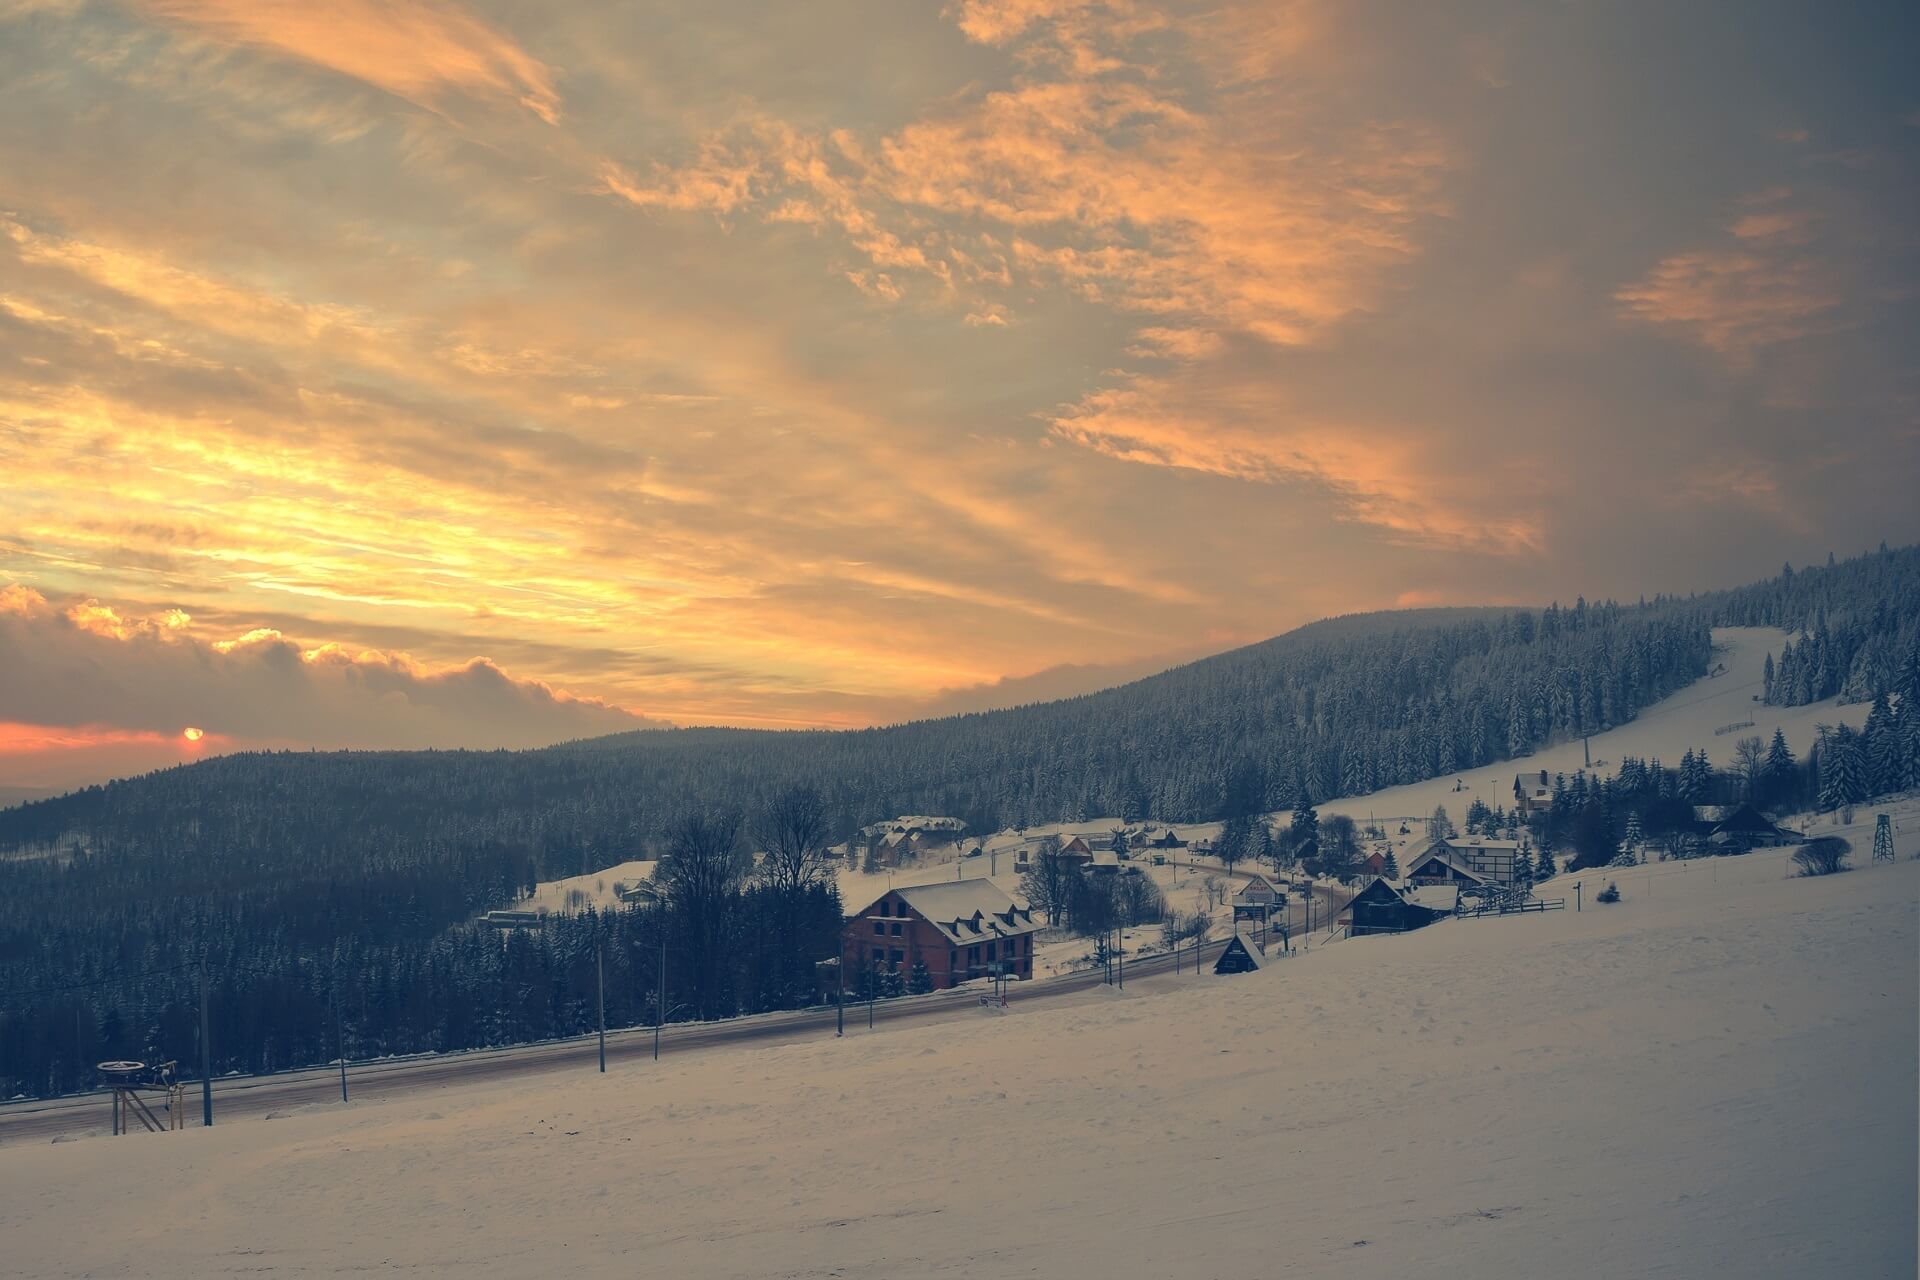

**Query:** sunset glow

left=182, top=727, right=204, bottom=742
left=0, top=0, right=1915, bottom=790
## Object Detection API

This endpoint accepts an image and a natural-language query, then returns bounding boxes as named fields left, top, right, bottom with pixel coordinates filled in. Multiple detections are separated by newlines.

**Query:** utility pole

left=1116, top=929, right=1124, bottom=989
left=654, top=930, right=666, bottom=1063
left=836, top=957, right=845, bottom=1037
left=1575, top=881, right=1582, bottom=912
left=198, top=959, right=212, bottom=1128
left=596, top=940, right=607, bottom=1074
left=332, top=974, right=348, bottom=1103
left=867, top=963, right=876, bottom=1029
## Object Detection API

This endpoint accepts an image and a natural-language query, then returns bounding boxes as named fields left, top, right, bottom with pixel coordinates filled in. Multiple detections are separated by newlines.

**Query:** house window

left=871, top=948, right=883, bottom=964
left=889, top=922, right=902, bottom=936
left=968, top=945, right=979, bottom=963
left=873, top=921, right=884, bottom=935
left=948, top=950, right=957, bottom=969
left=987, top=942, right=997, bottom=961
left=889, top=948, right=903, bottom=966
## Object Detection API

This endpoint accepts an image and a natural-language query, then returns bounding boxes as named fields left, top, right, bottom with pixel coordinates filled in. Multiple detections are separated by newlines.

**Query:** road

left=0, top=883, right=1349, bottom=1148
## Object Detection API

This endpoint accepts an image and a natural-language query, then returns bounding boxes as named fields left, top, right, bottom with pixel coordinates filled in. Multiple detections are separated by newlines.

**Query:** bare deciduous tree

left=1019, top=836, right=1074, bottom=926
left=755, top=782, right=832, bottom=897
left=1732, top=735, right=1766, bottom=801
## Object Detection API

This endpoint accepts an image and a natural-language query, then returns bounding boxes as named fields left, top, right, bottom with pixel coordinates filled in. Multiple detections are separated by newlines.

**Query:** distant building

left=1147, top=829, right=1186, bottom=849
left=1344, top=878, right=1456, bottom=935
left=1358, top=850, right=1388, bottom=878
left=1057, top=835, right=1095, bottom=864
left=1433, top=836, right=1524, bottom=885
left=1513, top=770, right=1553, bottom=815
left=841, top=879, right=1042, bottom=989
left=1214, top=933, right=1267, bottom=974
left=1691, top=804, right=1793, bottom=849
left=1232, top=875, right=1285, bottom=927
left=1403, top=847, right=1490, bottom=889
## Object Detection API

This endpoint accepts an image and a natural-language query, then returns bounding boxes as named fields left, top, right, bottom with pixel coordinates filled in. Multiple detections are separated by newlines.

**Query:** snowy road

left=0, top=919, right=1292, bottom=1148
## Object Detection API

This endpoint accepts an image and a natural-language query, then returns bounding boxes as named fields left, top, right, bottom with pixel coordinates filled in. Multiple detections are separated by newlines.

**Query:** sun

left=182, top=726, right=204, bottom=742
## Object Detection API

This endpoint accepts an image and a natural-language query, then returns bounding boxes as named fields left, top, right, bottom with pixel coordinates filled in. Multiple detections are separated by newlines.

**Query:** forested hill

left=4, top=602, right=1708, bottom=870
left=5, top=551, right=1917, bottom=873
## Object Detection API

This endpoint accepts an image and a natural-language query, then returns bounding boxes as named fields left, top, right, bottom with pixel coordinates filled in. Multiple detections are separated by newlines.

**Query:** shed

left=1214, top=933, right=1267, bottom=975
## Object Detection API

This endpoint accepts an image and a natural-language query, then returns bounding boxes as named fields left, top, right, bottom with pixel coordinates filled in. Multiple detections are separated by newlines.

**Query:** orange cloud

left=1616, top=194, right=1844, bottom=362
left=1048, top=375, right=1542, bottom=553
left=133, top=0, right=562, bottom=122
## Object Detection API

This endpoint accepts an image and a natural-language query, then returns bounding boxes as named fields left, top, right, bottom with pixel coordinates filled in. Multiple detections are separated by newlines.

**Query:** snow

left=5, top=832, right=1913, bottom=1277
left=516, top=859, right=655, bottom=915
left=1320, top=626, right=1865, bottom=832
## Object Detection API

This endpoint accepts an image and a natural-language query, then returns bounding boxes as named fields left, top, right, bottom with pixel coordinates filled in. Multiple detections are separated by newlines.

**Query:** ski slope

left=4, top=838, right=1912, bottom=1278
left=1320, top=626, right=1865, bottom=829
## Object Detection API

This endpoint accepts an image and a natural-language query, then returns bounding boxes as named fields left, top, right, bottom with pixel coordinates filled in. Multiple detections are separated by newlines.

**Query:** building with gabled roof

left=1514, top=769, right=1553, bottom=814
left=1404, top=847, right=1490, bottom=888
left=1344, top=877, right=1456, bottom=935
left=841, top=878, right=1042, bottom=989
left=1214, top=933, right=1267, bottom=974
left=1434, top=836, right=1524, bottom=885
left=1690, top=804, right=1793, bottom=848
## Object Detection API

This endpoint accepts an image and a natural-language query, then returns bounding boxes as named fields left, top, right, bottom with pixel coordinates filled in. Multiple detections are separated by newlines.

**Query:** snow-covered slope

left=1320, top=626, right=1866, bottom=828
left=5, top=839, right=1912, bottom=1278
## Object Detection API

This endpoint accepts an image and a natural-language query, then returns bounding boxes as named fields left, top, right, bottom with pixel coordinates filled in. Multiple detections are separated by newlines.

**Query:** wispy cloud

left=1615, top=192, right=1846, bottom=362
left=133, top=0, right=563, bottom=122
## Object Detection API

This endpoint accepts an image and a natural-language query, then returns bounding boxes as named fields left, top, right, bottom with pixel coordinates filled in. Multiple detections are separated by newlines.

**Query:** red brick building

left=842, top=879, right=1042, bottom=989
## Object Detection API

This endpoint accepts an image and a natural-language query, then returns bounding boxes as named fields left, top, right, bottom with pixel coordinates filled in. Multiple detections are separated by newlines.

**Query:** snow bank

left=4, top=841, right=1912, bottom=1279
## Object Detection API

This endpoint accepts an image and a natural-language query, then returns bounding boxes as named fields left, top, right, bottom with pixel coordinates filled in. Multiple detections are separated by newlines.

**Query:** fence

left=1457, top=897, right=1565, bottom=918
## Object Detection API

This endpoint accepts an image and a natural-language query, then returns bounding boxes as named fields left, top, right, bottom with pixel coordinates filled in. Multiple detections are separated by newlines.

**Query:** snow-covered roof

left=1405, top=850, right=1489, bottom=884
left=1404, top=884, right=1461, bottom=912
left=1443, top=837, right=1521, bottom=853
left=892, top=879, right=1043, bottom=948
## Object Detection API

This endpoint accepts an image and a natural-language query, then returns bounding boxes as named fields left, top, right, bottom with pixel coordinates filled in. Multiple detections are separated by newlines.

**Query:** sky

left=1, top=0, right=1916, bottom=792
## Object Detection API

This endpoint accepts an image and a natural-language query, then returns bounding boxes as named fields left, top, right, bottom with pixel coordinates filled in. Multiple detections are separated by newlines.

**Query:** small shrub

left=1792, top=836, right=1851, bottom=877
left=1595, top=881, right=1621, bottom=904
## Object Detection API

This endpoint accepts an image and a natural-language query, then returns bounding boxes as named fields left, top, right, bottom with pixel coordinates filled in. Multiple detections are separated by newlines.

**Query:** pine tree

left=1864, top=692, right=1899, bottom=797
left=1382, top=850, right=1400, bottom=880
left=1820, top=730, right=1867, bottom=811
left=1291, top=802, right=1319, bottom=867
left=1764, top=729, right=1795, bottom=784
left=1427, top=805, right=1456, bottom=841
left=906, top=959, right=934, bottom=995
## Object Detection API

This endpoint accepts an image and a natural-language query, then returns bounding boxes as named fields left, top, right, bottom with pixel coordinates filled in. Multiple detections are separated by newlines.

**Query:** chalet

left=1433, top=836, right=1524, bottom=885
left=1344, top=878, right=1455, bottom=935
left=1056, top=835, right=1095, bottom=865
left=1403, top=847, right=1490, bottom=889
left=1214, top=933, right=1267, bottom=974
left=1691, top=804, right=1793, bottom=849
left=1358, top=850, right=1388, bottom=878
left=842, top=879, right=1042, bottom=989
left=1513, top=770, right=1553, bottom=815
left=1147, top=829, right=1186, bottom=849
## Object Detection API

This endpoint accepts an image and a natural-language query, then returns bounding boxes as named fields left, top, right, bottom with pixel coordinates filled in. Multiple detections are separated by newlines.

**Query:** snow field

left=3, top=838, right=1912, bottom=1279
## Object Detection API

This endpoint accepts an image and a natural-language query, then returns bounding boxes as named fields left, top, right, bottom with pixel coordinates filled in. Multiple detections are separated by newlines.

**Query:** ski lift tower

left=1872, top=813, right=1895, bottom=863
left=98, top=1060, right=185, bottom=1135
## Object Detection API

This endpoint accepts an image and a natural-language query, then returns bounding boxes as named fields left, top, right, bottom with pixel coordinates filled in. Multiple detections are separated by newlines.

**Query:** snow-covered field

left=517, top=859, right=655, bottom=914
left=6, top=838, right=1912, bottom=1278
